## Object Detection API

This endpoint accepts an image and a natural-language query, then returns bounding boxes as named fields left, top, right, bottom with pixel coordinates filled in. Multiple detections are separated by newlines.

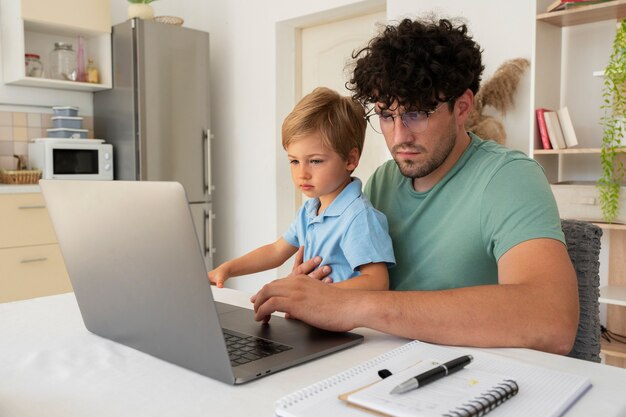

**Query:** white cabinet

left=530, top=0, right=626, bottom=368
left=21, top=0, right=111, bottom=33
left=0, top=192, right=72, bottom=303
left=0, top=0, right=112, bottom=91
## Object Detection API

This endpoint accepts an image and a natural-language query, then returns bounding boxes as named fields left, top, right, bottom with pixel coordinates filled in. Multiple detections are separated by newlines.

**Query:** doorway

left=297, top=11, right=389, bottom=206
left=275, top=6, right=387, bottom=278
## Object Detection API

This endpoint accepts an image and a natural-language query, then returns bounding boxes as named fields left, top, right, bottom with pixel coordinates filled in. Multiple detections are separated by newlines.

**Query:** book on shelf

left=544, top=0, right=613, bottom=12
left=557, top=106, right=579, bottom=148
left=544, top=110, right=568, bottom=150
left=536, top=108, right=552, bottom=150
left=274, top=340, right=591, bottom=417
left=563, top=0, right=616, bottom=9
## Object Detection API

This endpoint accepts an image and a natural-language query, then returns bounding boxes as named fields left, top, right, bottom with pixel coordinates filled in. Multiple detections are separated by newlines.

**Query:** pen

left=390, top=355, right=473, bottom=395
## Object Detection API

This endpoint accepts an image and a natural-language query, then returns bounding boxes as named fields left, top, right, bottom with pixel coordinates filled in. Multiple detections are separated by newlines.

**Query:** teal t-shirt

left=364, top=133, right=564, bottom=291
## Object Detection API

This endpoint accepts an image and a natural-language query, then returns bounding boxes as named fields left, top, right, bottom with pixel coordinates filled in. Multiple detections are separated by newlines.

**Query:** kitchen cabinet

left=0, top=192, right=72, bottom=303
left=0, top=0, right=112, bottom=91
left=21, top=0, right=111, bottom=33
left=530, top=0, right=626, bottom=368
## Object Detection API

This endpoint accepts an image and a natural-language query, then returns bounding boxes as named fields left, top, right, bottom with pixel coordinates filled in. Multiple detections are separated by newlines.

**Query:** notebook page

left=275, top=341, right=433, bottom=417
left=347, top=362, right=516, bottom=417
left=471, top=353, right=591, bottom=417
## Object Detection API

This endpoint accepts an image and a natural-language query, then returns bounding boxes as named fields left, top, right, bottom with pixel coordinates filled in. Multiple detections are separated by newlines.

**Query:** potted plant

left=598, top=19, right=626, bottom=223
left=127, top=0, right=158, bottom=20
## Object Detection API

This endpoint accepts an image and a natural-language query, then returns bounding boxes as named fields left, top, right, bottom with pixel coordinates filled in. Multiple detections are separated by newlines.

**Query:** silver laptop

left=40, top=180, right=363, bottom=384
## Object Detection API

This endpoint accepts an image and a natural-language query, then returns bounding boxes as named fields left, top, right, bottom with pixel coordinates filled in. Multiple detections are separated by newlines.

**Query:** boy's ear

left=346, top=148, right=360, bottom=171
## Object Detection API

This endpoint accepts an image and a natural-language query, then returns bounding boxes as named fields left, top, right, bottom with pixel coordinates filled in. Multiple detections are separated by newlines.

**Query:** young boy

left=209, top=87, right=394, bottom=290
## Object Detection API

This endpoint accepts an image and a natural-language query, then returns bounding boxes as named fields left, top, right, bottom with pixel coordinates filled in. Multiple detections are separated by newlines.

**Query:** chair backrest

left=561, top=219, right=602, bottom=362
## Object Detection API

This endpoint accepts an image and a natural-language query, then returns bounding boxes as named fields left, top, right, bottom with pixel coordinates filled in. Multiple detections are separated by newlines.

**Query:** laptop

left=40, top=180, right=363, bottom=384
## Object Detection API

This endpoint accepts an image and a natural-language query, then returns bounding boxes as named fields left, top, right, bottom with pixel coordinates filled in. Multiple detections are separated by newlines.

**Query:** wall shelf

left=10, top=76, right=110, bottom=92
left=593, top=222, right=626, bottom=230
left=600, top=285, right=626, bottom=306
left=537, top=0, right=626, bottom=27
left=534, top=147, right=626, bottom=155
left=0, top=0, right=112, bottom=91
left=601, top=338, right=626, bottom=359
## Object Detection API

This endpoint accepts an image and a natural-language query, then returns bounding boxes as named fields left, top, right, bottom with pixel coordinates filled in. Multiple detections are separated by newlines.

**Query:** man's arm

left=253, top=238, right=578, bottom=354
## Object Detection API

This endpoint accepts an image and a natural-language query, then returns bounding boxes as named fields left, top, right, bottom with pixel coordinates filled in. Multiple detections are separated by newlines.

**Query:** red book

left=535, top=108, right=552, bottom=150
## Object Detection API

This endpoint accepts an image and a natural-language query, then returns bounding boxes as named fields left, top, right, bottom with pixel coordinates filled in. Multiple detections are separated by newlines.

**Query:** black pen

left=390, top=355, right=473, bottom=395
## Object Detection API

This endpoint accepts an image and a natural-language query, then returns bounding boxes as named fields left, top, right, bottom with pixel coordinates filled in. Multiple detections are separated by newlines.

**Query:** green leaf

left=598, top=19, right=626, bottom=222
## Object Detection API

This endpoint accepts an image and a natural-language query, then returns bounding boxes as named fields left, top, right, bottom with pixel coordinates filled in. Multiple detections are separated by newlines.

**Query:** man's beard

left=392, top=124, right=457, bottom=179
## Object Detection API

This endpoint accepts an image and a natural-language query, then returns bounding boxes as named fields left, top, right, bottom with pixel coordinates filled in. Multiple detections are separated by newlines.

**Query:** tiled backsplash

left=0, top=111, right=94, bottom=170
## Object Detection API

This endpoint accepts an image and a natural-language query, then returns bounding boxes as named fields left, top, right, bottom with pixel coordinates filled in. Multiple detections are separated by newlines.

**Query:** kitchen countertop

left=0, top=184, right=41, bottom=194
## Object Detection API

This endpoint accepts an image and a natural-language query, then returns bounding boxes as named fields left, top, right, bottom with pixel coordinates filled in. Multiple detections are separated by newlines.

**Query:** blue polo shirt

left=283, top=178, right=395, bottom=282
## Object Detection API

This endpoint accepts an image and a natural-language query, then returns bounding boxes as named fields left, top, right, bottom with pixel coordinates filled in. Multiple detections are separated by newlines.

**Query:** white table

left=2, top=288, right=626, bottom=417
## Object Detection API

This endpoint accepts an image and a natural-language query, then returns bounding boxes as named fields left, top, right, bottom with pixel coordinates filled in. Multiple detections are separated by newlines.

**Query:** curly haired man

left=253, top=18, right=578, bottom=354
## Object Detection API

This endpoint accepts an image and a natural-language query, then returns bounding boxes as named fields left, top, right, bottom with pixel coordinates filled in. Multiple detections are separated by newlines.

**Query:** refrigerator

left=94, top=18, right=214, bottom=269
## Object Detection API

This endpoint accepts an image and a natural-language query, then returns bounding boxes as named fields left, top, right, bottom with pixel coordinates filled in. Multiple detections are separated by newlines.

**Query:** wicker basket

left=0, top=169, right=42, bottom=184
left=154, top=15, right=184, bottom=26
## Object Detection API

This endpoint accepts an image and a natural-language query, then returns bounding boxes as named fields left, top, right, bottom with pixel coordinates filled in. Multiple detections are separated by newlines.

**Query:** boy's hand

left=208, top=266, right=230, bottom=288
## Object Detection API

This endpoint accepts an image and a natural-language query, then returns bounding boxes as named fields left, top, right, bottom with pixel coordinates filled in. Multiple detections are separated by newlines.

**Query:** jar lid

left=54, top=42, right=74, bottom=50
left=25, top=53, right=40, bottom=59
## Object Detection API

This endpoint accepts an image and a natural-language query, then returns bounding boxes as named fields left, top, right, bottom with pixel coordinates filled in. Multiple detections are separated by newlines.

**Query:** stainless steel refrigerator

left=94, top=18, right=214, bottom=269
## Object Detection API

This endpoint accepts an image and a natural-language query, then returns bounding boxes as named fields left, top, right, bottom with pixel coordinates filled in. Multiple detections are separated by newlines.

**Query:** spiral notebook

left=275, top=341, right=591, bottom=417
left=341, top=364, right=519, bottom=417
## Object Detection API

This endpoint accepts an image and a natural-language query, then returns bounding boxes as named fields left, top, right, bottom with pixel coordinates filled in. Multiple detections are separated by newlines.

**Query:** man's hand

left=252, top=275, right=357, bottom=332
left=249, top=248, right=333, bottom=321
left=290, top=246, right=333, bottom=283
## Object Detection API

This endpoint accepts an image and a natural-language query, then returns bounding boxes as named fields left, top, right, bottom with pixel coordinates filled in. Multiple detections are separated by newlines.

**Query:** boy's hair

left=347, top=18, right=484, bottom=113
left=282, top=87, right=366, bottom=160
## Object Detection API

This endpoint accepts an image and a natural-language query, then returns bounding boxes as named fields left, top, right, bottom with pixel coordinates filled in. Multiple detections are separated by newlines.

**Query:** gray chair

left=561, top=219, right=602, bottom=362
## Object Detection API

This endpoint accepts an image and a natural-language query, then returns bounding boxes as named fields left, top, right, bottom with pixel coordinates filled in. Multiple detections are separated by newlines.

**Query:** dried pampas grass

left=467, top=58, right=530, bottom=144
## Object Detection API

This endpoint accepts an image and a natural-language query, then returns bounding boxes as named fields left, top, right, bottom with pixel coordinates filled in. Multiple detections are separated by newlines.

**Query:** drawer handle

left=20, top=257, right=48, bottom=264
left=18, top=205, right=46, bottom=210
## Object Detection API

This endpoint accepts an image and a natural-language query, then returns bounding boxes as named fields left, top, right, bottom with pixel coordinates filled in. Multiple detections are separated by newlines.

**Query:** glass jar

left=25, top=53, right=44, bottom=77
left=49, top=42, right=77, bottom=81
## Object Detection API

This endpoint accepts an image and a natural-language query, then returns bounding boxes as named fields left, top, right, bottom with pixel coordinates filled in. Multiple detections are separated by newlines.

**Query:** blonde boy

left=209, top=87, right=394, bottom=289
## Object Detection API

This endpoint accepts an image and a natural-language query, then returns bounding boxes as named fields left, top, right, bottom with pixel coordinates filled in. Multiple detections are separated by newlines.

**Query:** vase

left=128, top=4, right=154, bottom=20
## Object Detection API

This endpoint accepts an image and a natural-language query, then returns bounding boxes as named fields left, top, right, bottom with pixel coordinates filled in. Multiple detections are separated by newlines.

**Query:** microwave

left=28, top=138, right=114, bottom=180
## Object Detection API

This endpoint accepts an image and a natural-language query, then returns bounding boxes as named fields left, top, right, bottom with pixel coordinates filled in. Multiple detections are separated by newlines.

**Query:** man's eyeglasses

left=365, top=100, right=453, bottom=135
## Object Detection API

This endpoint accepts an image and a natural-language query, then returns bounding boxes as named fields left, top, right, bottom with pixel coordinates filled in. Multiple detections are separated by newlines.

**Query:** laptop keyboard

left=223, top=329, right=293, bottom=367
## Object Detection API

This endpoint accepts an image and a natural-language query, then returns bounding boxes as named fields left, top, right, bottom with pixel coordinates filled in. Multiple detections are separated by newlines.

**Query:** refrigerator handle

left=202, top=207, right=208, bottom=256
left=202, top=129, right=214, bottom=198
left=205, top=208, right=216, bottom=257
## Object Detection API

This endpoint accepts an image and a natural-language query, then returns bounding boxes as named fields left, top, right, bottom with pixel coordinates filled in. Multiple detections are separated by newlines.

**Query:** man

left=252, top=18, right=578, bottom=354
